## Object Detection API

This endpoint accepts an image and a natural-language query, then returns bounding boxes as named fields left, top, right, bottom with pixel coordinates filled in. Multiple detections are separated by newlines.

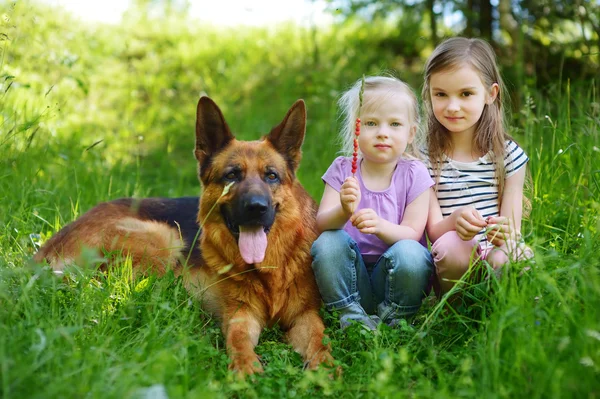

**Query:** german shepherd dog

left=34, top=97, right=335, bottom=376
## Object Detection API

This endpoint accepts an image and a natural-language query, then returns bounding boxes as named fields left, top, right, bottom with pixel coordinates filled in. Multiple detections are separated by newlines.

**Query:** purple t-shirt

left=322, top=156, right=434, bottom=263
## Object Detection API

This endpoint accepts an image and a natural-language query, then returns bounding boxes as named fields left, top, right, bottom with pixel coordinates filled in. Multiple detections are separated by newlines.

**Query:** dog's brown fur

left=34, top=97, right=334, bottom=376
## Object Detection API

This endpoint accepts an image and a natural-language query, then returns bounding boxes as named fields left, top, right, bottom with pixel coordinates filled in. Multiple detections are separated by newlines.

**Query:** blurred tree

left=516, top=0, right=599, bottom=55
left=324, top=0, right=441, bottom=46
left=461, top=0, right=493, bottom=40
left=508, top=0, right=599, bottom=87
left=324, top=0, right=599, bottom=87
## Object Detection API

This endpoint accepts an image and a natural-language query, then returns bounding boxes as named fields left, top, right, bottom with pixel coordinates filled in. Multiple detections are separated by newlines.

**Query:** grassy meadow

left=1, top=1, right=599, bottom=398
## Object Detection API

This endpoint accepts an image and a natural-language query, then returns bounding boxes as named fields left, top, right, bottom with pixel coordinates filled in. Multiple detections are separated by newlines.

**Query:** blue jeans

left=311, top=230, right=433, bottom=326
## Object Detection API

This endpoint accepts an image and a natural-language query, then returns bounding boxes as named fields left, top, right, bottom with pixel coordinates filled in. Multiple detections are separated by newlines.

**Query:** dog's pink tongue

left=238, top=226, right=267, bottom=264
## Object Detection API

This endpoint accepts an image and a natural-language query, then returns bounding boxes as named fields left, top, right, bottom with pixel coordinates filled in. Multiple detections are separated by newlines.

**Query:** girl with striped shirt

left=421, top=37, right=534, bottom=295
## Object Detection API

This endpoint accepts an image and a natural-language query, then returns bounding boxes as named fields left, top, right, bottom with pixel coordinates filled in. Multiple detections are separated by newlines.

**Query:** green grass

left=1, top=1, right=599, bottom=398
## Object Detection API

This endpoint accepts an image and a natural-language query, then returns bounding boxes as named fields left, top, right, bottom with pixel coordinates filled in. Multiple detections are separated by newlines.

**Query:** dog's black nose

left=244, top=196, right=269, bottom=216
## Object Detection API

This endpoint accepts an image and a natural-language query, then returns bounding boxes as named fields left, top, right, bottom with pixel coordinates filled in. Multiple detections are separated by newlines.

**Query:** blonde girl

left=421, top=37, right=533, bottom=295
left=311, top=76, right=434, bottom=330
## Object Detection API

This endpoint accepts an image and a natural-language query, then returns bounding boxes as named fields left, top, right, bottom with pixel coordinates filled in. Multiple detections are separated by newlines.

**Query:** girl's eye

left=434, top=92, right=446, bottom=97
left=365, top=121, right=376, bottom=126
left=391, top=122, right=401, bottom=127
left=462, top=92, right=473, bottom=97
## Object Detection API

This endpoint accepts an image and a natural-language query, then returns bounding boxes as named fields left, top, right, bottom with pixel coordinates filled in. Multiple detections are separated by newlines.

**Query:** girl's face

left=429, top=64, right=498, bottom=138
left=358, top=89, right=416, bottom=165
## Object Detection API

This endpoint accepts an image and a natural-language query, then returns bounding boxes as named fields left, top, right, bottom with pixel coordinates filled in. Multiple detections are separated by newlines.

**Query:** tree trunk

left=480, top=0, right=493, bottom=42
left=426, top=0, right=438, bottom=46
left=465, top=0, right=474, bottom=37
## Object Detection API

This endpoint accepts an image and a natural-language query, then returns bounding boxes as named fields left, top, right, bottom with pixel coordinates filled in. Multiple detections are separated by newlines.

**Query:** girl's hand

left=350, top=208, right=381, bottom=235
left=340, top=176, right=361, bottom=214
left=455, top=206, right=487, bottom=241
left=485, top=216, right=519, bottom=247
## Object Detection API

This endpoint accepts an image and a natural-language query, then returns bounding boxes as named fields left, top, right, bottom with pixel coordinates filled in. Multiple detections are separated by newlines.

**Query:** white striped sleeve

left=504, top=140, right=529, bottom=178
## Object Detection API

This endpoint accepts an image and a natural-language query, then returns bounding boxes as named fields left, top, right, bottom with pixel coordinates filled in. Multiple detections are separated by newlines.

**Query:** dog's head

left=194, top=96, right=307, bottom=265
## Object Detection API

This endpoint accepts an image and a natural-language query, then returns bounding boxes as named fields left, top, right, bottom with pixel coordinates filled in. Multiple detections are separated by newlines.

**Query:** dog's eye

left=224, top=171, right=239, bottom=182
left=265, top=172, right=279, bottom=183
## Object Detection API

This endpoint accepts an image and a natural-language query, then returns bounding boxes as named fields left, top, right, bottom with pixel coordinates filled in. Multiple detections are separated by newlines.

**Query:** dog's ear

left=265, top=99, right=306, bottom=173
left=195, top=96, right=234, bottom=169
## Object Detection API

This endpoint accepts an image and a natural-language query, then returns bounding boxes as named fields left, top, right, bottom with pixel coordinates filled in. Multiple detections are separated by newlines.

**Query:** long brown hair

left=422, top=37, right=512, bottom=205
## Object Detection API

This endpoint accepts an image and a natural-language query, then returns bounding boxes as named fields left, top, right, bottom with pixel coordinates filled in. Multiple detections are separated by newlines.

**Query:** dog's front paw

left=304, top=349, right=342, bottom=378
left=304, top=348, right=334, bottom=370
left=229, top=353, right=264, bottom=377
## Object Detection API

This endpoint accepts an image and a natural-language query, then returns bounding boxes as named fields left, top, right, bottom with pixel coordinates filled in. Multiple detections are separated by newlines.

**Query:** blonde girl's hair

left=337, top=75, right=421, bottom=157
left=421, top=37, right=519, bottom=210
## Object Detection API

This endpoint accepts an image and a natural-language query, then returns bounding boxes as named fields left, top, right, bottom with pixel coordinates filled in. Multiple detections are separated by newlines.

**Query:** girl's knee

left=485, top=240, right=533, bottom=269
left=432, top=231, right=479, bottom=275
left=487, top=248, right=509, bottom=269
left=311, top=230, right=357, bottom=276
left=432, top=231, right=466, bottom=260
left=311, top=230, right=352, bottom=258
left=384, top=240, right=432, bottom=277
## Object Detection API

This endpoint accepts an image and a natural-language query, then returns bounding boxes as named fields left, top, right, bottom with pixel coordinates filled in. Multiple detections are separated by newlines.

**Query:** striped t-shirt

left=421, top=140, right=529, bottom=247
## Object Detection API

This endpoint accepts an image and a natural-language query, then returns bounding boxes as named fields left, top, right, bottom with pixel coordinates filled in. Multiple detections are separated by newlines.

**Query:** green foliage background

left=1, top=1, right=599, bottom=398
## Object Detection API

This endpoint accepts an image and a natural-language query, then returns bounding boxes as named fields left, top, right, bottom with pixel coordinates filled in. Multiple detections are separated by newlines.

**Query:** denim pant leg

left=311, top=230, right=375, bottom=314
left=371, top=239, right=434, bottom=322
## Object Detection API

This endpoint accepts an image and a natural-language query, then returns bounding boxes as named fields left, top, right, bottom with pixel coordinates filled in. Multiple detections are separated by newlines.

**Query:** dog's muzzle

left=221, top=192, right=276, bottom=264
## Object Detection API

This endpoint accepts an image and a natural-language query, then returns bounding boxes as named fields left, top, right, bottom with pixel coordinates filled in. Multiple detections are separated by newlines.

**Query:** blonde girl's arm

left=426, top=189, right=454, bottom=242
left=486, top=166, right=526, bottom=246
left=352, top=189, right=430, bottom=245
left=315, top=183, right=353, bottom=232
left=381, top=188, right=430, bottom=244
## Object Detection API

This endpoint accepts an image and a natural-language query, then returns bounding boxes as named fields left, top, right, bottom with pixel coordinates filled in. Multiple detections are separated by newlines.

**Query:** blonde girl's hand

left=350, top=208, right=381, bottom=235
left=455, top=206, right=487, bottom=241
left=485, top=216, right=519, bottom=247
left=340, top=176, right=361, bottom=215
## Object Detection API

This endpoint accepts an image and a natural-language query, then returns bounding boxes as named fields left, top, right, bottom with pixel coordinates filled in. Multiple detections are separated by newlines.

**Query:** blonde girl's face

left=358, top=89, right=416, bottom=165
left=429, top=64, right=498, bottom=138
